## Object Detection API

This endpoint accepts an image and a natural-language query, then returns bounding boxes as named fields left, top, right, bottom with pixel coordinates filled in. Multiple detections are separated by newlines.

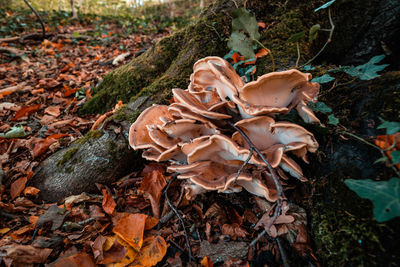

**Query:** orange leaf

left=134, top=236, right=168, bottom=266
left=63, top=85, right=78, bottom=97
left=102, top=189, right=116, bottom=215
left=113, top=213, right=147, bottom=251
left=255, top=48, right=269, bottom=58
left=10, top=177, right=27, bottom=199
left=139, top=170, right=167, bottom=218
left=33, top=138, right=57, bottom=158
left=144, top=216, right=159, bottom=230
left=54, top=253, right=96, bottom=267
left=24, top=186, right=40, bottom=196
left=201, top=256, right=213, bottom=267
left=258, top=22, right=266, bottom=28
left=232, top=52, right=244, bottom=63
left=12, top=104, right=42, bottom=121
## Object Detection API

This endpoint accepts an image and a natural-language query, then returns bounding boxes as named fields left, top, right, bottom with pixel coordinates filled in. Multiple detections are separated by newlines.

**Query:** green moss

left=57, top=147, right=79, bottom=167
left=65, top=166, right=75, bottom=173
left=74, top=130, right=103, bottom=145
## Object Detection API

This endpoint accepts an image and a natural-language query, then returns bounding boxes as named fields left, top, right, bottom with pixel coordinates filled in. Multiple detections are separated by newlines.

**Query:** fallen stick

left=0, top=82, right=28, bottom=98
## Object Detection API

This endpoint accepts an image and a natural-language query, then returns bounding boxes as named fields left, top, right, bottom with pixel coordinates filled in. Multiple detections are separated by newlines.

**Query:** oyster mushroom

left=233, top=69, right=320, bottom=123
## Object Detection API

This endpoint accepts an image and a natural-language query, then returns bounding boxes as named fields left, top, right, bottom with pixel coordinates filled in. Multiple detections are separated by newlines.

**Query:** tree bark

left=30, top=0, right=400, bottom=265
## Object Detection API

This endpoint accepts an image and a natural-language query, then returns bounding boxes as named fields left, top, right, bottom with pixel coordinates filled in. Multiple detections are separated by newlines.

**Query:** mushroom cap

left=143, top=144, right=186, bottom=163
left=186, top=134, right=251, bottom=166
left=189, top=57, right=243, bottom=102
left=162, top=118, right=220, bottom=142
left=168, top=103, right=218, bottom=128
left=233, top=116, right=318, bottom=153
left=129, top=105, right=174, bottom=150
left=172, top=88, right=231, bottom=120
left=232, top=69, right=320, bottom=121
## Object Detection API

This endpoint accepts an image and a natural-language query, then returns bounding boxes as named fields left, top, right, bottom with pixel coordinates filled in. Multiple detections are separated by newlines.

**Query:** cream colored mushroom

left=232, top=69, right=320, bottom=123
left=129, top=105, right=174, bottom=150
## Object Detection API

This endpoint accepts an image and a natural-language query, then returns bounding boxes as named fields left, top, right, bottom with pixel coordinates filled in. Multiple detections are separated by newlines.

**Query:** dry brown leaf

left=102, top=188, right=116, bottom=215
left=221, top=223, right=248, bottom=240
left=113, top=213, right=147, bottom=251
left=10, top=176, right=27, bottom=199
left=53, top=252, right=96, bottom=267
left=133, top=235, right=168, bottom=266
left=1, top=245, right=52, bottom=264
left=23, top=186, right=40, bottom=196
left=201, top=256, right=213, bottom=267
left=138, top=170, right=167, bottom=218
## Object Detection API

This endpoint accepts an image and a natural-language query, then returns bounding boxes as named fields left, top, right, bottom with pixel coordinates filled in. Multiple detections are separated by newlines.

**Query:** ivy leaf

left=309, top=24, right=320, bottom=42
left=287, top=31, right=305, bottom=43
left=303, top=65, right=315, bottom=71
left=344, top=178, right=400, bottom=222
left=231, top=8, right=260, bottom=41
left=391, top=151, right=400, bottom=164
left=311, top=74, right=335, bottom=84
left=308, top=101, right=332, bottom=114
left=328, top=114, right=339, bottom=125
left=314, top=0, right=336, bottom=12
left=228, top=31, right=255, bottom=59
left=341, top=55, right=389, bottom=80
left=377, top=119, right=400, bottom=135
left=0, top=125, right=26, bottom=139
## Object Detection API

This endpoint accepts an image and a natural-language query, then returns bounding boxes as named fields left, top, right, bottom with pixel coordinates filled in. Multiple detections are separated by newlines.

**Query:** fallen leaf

left=255, top=48, right=269, bottom=58
left=201, top=256, right=213, bottom=267
left=10, top=177, right=27, bottom=199
left=113, top=213, right=147, bottom=251
left=138, top=170, right=167, bottom=218
left=221, top=223, right=248, bottom=240
left=258, top=22, right=266, bottom=28
left=144, top=216, right=159, bottom=230
left=102, top=188, right=116, bottom=215
left=12, top=104, right=42, bottom=121
left=134, top=235, right=168, bottom=266
left=2, top=245, right=52, bottom=264
left=0, top=228, right=10, bottom=234
left=36, top=204, right=68, bottom=231
left=99, top=238, right=127, bottom=264
left=44, top=106, right=61, bottom=117
left=53, top=252, right=96, bottom=267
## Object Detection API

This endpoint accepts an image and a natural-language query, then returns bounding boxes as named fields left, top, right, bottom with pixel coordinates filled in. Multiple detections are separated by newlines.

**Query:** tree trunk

left=70, top=0, right=78, bottom=19
left=30, top=0, right=400, bottom=265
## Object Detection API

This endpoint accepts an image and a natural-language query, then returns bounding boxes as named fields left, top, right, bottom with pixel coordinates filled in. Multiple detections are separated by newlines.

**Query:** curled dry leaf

left=133, top=235, right=168, bottom=266
left=138, top=170, right=167, bottom=218
left=23, top=186, right=40, bottom=196
left=201, top=256, right=214, bottom=267
left=102, top=188, right=116, bottom=215
left=10, top=176, right=27, bottom=199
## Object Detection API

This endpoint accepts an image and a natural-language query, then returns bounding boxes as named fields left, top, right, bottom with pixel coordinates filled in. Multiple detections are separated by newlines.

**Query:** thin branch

left=277, top=237, right=290, bottom=267
left=234, top=147, right=253, bottom=183
left=254, top=39, right=276, bottom=72
left=164, top=175, right=192, bottom=262
left=295, top=42, right=300, bottom=68
left=299, top=8, right=335, bottom=68
left=23, top=0, right=46, bottom=40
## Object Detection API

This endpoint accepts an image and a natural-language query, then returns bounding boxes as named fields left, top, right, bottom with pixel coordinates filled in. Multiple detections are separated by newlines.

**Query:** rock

left=199, top=240, right=248, bottom=263
left=29, top=130, right=138, bottom=202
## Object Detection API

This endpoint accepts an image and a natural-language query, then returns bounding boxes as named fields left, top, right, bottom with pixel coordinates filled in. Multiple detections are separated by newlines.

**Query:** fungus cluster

left=129, top=57, right=320, bottom=201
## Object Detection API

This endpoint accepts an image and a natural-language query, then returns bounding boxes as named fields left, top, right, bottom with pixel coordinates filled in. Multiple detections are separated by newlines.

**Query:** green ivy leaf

left=314, top=0, right=336, bottom=12
left=231, top=8, right=260, bottom=41
left=377, top=119, right=400, bottom=135
left=311, top=74, right=335, bottom=84
left=308, top=101, right=332, bottom=113
left=228, top=31, right=255, bottom=59
left=341, top=55, right=389, bottom=80
left=391, top=151, right=400, bottom=164
left=344, top=178, right=400, bottom=222
left=328, top=114, right=339, bottom=125
left=309, top=24, right=320, bottom=42
left=287, top=31, right=305, bottom=43
left=0, top=125, right=26, bottom=139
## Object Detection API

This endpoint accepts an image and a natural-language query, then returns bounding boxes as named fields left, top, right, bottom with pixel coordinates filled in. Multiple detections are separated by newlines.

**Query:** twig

left=23, top=0, right=46, bottom=40
left=277, top=237, right=290, bottom=267
left=0, top=37, right=20, bottom=43
left=299, top=8, right=335, bottom=68
left=164, top=175, right=192, bottom=262
left=0, top=82, right=28, bottom=97
left=295, top=42, right=300, bottom=68
left=254, top=39, right=276, bottom=72
left=169, top=239, right=196, bottom=261
left=234, top=147, right=253, bottom=183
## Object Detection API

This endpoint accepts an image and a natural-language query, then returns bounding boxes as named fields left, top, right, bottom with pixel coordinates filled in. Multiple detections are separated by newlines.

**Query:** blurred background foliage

left=0, top=0, right=204, bottom=37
